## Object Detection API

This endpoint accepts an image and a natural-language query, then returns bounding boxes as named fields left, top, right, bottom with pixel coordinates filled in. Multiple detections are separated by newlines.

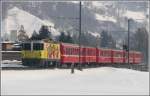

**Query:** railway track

left=1, top=67, right=56, bottom=70
left=1, top=63, right=148, bottom=72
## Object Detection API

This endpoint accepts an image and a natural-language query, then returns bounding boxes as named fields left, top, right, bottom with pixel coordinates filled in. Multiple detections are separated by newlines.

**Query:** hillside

left=2, top=1, right=148, bottom=42
left=2, top=7, right=59, bottom=38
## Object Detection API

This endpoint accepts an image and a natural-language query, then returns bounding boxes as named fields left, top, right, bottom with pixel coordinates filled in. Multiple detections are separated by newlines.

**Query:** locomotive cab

left=21, top=41, right=45, bottom=67
left=21, top=40, right=60, bottom=67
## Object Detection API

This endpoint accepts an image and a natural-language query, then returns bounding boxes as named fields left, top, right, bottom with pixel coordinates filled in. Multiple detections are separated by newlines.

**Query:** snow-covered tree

left=30, top=30, right=40, bottom=40
left=38, top=25, right=51, bottom=40
left=17, top=25, right=29, bottom=42
left=134, top=27, right=148, bottom=64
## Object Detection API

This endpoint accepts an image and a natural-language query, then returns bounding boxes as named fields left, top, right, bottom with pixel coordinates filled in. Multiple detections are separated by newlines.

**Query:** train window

left=101, top=51, right=103, bottom=56
left=89, top=49, right=91, bottom=56
left=89, top=50, right=91, bottom=56
left=66, top=48, right=70, bottom=55
left=74, top=48, right=76, bottom=55
left=73, top=48, right=76, bottom=55
left=114, top=52, right=122, bottom=57
left=69, top=48, right=71, bottom=55
left=90, top=51, right=91, bottom=56
left=101, top=51, right=106, bottom=56
left=86, top=49, right=88, bottom=55
left=136, top=54, right=140, bottom=58
left=75, top=48, right=77, bottom=55
left=67, top=48, right=70, bottom=55
left=70, top=48, right=72, bottom=55
left=102, top=51, right=104, bottom=56
left=65, top=48, right=67, bottom=54
left=91, top=49, right=93, bottom=56
left=91, top=50, right=93, bottom=56
left=77, top=49, right=79, bottom=55
left=22, top=43, right=31, bottom=50
left=72, top=48, right=74, bottom=55
left=66, top=48, right=68, bottom=54
left=107, top=51, right=110, bottom=57
left=130, top=54, right=133, bottom=58
left=33, top=43, right=44, bottom=50
left=101, top=51, right=111, bottom=57
left=69, top=48, right=72, bottom=55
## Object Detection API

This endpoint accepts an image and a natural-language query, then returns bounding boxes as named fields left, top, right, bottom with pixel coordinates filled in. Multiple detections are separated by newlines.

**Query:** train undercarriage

left=21, top=59, right=148, bottom=71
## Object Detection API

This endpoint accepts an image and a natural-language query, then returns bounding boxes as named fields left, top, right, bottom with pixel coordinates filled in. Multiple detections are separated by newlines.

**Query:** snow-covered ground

left=1, top=67, right=149, bottom=95
left=1, top=60, right=24, bottom=67
left=1, top=63, right=25, bottom=68
left=2, top=60, right=21, bottom=64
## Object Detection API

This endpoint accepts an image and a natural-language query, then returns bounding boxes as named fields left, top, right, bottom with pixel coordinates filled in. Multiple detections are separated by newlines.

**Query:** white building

left=10, top=30, right=17, bottom=42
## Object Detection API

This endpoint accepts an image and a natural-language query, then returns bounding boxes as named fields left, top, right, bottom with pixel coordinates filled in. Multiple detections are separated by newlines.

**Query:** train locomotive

left=21, top=40, right=142, bottom=67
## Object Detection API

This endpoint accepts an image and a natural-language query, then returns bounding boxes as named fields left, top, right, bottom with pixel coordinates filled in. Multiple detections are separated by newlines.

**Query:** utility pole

left=79, top=1, right=82, bottom=71
left=127, top=19, right=131, bottom=66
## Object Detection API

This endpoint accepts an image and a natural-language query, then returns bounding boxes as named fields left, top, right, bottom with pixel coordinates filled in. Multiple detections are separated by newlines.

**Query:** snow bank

left=1, top=63, right=25, bottom=68
left=1, top=67, right=149, bottom=95
left=1, top=60, right=21, bottom=64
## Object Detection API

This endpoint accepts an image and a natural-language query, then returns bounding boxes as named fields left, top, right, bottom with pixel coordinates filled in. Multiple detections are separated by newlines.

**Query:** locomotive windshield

left=22, top=43, right=31, bottom=50
left=33, top=43, right=44, bottom=50
left=22, top=42, right=43, bottom=50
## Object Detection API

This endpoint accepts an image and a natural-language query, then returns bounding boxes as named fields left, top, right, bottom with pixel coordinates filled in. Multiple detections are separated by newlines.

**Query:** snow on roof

left=88, top=31, right=100, bottom=37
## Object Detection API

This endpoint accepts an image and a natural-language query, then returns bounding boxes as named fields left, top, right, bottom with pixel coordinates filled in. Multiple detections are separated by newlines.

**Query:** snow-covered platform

left=1, top=63, right=26, bottom=68
left=1, top=67, right=149, bottom=95
left=1, top=60, right=25, bottom=68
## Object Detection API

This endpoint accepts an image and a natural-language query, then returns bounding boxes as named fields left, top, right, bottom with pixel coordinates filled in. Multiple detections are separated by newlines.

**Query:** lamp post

left=78, top=1, right=82, bottom=71
left=127, top=19, right=131, bottom=66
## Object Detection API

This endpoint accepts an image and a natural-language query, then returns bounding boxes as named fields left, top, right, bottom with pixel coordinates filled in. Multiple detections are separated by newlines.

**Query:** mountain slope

left=2, top=1, right=149, bottom=43
left=2, top=7, right=59, bottom=38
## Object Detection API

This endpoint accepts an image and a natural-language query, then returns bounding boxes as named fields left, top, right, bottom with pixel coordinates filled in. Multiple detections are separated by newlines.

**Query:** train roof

left=61, top=43, right=97, bottom=49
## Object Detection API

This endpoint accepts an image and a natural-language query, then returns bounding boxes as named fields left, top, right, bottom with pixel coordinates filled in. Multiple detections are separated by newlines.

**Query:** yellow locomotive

left=21, top=40, right=60, bottom=67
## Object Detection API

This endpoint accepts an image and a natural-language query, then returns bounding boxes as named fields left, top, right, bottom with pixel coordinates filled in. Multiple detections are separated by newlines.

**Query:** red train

left=22, top=41, right=142, bottom=67
left=60, top=43, right=142, bottom=65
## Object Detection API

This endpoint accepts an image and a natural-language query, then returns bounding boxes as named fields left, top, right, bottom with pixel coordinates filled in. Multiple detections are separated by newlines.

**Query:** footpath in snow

left=1, top=67, right=149, bottom=95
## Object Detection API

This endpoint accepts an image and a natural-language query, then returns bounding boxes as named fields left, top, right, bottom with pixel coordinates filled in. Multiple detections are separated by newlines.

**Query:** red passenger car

left=133, top=51, right=142, bottom=64
left=60, top=43, right=142, bottom=65
left=97, top=48, right=112, bottom=63
left=112, top=50, right=124, bottom=64
left=60, top=43, right=97, bottom=64
left=84, top=47, right=96, bottom=63
left=60, top=43, right=79, bottom=64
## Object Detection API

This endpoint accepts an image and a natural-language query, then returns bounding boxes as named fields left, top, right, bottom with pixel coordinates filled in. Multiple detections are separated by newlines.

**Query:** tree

left=38, top=25, right=51, bottom=40
left=66, top=32, right=74, bottom=43
left=30, top=30, right=40, bottom=40
left=17, top=25, right=29, bottom=42
left=100, top=30, right=117, bottom=49
left=58, top=32, right=74, bottom=43
left=100, top=30, right=109, bottom=48
left=59, top=32, right=66, bottom=42
left=108, top=33, right=116, bottom=49
left=134, top=27, right=148, bottom=64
